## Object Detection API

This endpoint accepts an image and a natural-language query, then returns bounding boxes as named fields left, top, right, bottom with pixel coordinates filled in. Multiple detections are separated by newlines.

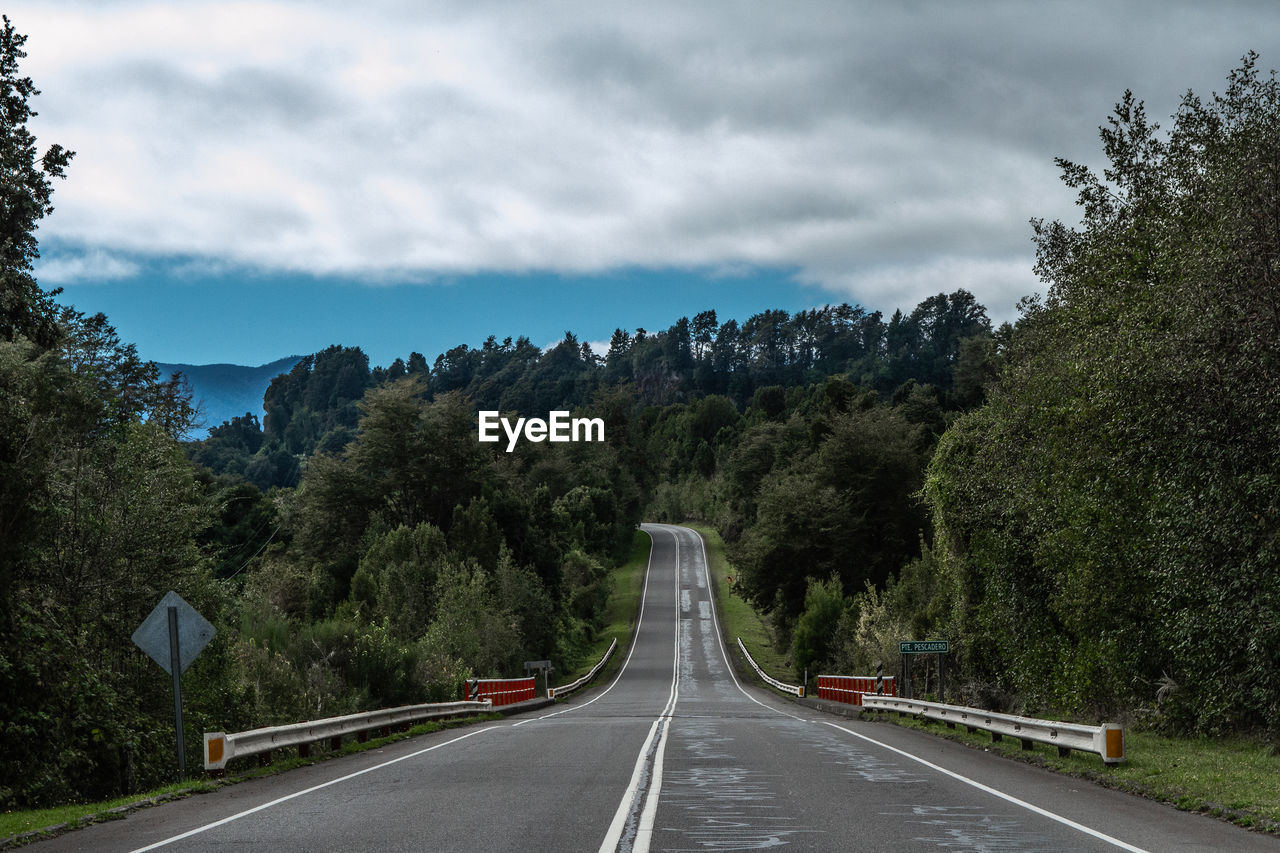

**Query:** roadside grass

left=0, top=713, right=503, bottom=848
left=0, top=781, right=217, bottom=845
left=553, top=528, right=651, bottom=690
left=866, top=711, right=1280, bottom=834
left=683, top=523, right=799, bottom=685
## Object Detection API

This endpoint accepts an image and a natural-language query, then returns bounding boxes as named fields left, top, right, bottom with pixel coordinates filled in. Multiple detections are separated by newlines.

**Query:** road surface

left=28, top=523, right=1280, bottom=851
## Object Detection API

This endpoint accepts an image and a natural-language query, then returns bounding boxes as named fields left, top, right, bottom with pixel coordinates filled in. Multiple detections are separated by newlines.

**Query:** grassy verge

left=0, top=713, right=502, bottom=848
left=683, top=523, right=799, bottom=685
left=864, top=711, right=1280, bottom=834
left=553, top=529, right=651, bottom=689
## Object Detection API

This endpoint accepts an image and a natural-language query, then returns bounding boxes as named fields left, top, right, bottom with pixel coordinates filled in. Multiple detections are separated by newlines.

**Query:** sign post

left=167, top=607, right=185, bottom=774
left=132, top=592, right=216, bottom=778
left=898, top=641, right=950, bottom=701
left=524, top=660, right=553, bottom=697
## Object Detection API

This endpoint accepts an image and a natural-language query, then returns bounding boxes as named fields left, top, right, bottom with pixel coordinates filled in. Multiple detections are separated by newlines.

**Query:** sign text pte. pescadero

left=478, top=410, right=605, bottom=452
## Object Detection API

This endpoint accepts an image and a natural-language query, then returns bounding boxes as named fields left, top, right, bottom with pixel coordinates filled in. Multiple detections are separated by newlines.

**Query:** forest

left=2, top=14, right=1278, bottom=811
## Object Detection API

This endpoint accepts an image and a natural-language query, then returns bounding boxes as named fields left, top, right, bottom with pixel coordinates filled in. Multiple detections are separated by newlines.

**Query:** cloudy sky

left=12, top=1, right=1279, bottom=367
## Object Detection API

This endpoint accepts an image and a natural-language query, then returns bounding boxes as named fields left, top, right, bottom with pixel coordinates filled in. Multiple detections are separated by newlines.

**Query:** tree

left=0, top=16, right=73, bottom=348
left=926, top=55, right=1280, bottom=729
left=792, top=577, right=846, bottom=674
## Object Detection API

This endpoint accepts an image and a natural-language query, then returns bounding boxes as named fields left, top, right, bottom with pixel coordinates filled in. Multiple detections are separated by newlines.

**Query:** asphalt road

left=28, top=523, right=1280, bottom=852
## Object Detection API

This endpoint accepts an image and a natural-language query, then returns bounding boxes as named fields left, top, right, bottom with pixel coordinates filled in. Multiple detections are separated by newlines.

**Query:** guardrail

left=549, top=637, right=617, bottom=699
left=736, top=637, right=804, bottom=697
left=203, top=700, right=492, bottom=771
left=816, top=674, right=896, bottom=705
left=860, top=695, right=1124, bottom=765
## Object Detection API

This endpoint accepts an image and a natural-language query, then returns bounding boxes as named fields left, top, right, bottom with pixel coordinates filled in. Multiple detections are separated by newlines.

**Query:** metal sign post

left=168, top=607, right=185, bottom=775
left=899, top=641, right=950, bottom=702
left=524, top=660, right=553, bottom=697
left=132, top=591, right=215, bottom=778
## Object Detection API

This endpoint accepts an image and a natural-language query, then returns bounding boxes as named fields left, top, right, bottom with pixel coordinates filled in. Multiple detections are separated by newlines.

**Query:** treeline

left=190, top=290, right=993, bottom=491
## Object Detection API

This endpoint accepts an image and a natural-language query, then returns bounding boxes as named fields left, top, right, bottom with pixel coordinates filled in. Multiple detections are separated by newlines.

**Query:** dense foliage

left=919, top=56, right=1280, bottom=732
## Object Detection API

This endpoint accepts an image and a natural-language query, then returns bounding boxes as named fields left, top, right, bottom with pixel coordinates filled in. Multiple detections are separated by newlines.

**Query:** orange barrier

left=464, top=677, right=537, bottom=707
left=815, top=674, right=897, bottom=706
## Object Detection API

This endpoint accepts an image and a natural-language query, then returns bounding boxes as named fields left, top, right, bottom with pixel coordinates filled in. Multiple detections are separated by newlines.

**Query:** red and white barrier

left=816, top=674, right=897, bottom=706
left=465, top=677, right=537, bottom=707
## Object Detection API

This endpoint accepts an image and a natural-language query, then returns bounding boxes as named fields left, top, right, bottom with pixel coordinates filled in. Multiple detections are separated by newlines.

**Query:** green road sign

left=899, top=640, right=949, bottom=654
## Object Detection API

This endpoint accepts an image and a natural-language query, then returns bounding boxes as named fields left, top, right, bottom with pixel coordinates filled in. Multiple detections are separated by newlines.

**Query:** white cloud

left=11, top=1, right=1278, bottom=316
left=35, top=248, right=140, bottom=285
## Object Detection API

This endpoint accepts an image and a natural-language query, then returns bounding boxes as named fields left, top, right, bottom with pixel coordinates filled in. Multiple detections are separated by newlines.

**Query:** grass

left=864, top=710, right=1280, bottom=834
left=684, top=523, right=799, bottom=685
left=0, top=781, right=217, bottom=844
left=0, top=713, right=502, bottom=848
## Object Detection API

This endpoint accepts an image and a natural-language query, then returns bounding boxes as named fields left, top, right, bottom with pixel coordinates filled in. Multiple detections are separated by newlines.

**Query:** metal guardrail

left=860, top=695, right=1125, bottom=764
left=736, top=637, right=805, bottom=697
left=203, top=700, right=493, bottom=770
left=548, top=637, right=617, bottom=699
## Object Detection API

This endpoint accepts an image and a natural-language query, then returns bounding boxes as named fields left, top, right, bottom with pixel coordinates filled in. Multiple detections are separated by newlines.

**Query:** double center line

left=598, top=528, right=683, bottom=853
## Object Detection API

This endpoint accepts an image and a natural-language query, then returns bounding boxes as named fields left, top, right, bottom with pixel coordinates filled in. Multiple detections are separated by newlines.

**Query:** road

left=29, top=523, right=1280, bottom=852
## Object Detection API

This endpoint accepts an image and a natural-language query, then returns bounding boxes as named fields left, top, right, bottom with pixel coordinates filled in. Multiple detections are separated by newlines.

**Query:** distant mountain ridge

left=156, top=356, right=303, bottom=439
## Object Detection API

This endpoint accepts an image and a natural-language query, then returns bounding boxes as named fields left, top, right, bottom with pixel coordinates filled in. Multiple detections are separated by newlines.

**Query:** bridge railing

left=465, top=677, right=537, bottom=706
left=816, top=674, right=896, bottom=705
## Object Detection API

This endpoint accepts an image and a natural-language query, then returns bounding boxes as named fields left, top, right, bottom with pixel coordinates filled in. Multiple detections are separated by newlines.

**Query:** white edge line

left=820, top=720, right=1149, bottom=853
left=136, top=528, right=661, bottom=849
left=128, top=726, right=500, bottom=853
left=689, top=523, right=803, bottom=721
left=514, top=529, right=658, bottom=727
left=684, top=523, right=1148, bottom=853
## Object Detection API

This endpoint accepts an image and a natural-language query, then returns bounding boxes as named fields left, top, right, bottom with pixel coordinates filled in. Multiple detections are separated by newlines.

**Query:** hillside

left=155, top=356, right=303, bottom=437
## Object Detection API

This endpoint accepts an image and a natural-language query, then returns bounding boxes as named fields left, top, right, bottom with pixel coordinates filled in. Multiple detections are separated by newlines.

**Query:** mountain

left=155, top=356, right=303, bottom=438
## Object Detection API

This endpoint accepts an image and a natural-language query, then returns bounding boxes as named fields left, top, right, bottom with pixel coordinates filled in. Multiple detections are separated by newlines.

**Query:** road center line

left=598, top=527, right=682, bottom=853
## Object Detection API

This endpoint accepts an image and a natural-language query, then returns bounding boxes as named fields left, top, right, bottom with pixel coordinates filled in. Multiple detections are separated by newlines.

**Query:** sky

left=11, top=1, right=1280, bottom=368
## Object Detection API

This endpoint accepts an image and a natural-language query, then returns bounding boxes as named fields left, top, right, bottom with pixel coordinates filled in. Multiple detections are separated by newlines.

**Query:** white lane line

left=633, top=714, right=670, bottom=853
left=127, top=727, right=500, bottom=853
left=682, top=523, right=1149, bottom=853
left=598, top=719, right=661, bottom=850
left=598, top=526, right=682, bottom=853
left=513, top=530, right=659, bottom=727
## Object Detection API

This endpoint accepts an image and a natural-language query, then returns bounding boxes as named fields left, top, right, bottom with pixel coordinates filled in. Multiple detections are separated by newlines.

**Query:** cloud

left=11, top=1, right=1279, bottom=318
left=35, top=248, right=140, bottom=285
